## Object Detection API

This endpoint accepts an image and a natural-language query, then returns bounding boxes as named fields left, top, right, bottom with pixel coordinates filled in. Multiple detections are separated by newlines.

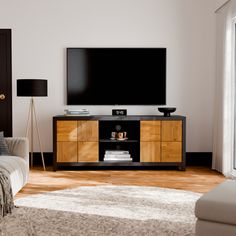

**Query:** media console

left=53, top=115, right=186, bottom=171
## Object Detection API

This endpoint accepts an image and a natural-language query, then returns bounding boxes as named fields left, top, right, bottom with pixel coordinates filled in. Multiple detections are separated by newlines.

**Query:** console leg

left=178, top=166, right=186, bottom=171
left=53, top=164, right=57, bottom=171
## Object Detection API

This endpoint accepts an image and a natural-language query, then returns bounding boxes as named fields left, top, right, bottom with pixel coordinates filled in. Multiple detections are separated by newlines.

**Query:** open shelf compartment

left=99, top=120, right=140, bottom=162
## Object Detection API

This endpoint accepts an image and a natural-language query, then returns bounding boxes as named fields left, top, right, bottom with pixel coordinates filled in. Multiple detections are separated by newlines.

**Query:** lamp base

left=26, top=97, right=46, bottom=171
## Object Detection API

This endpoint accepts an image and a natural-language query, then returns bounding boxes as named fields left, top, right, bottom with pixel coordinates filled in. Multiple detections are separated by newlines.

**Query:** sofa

left=0, top=137, right=29, bottom=196
left=195, top=180, right=236, bottom=236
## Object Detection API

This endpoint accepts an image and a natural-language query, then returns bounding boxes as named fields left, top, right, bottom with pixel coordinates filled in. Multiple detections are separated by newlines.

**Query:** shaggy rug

left=0, top=186, right=201, bottom=236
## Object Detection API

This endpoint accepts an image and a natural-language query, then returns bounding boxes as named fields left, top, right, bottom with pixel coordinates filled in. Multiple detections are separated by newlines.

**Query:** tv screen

left=67, top=48, right=166, bottom=105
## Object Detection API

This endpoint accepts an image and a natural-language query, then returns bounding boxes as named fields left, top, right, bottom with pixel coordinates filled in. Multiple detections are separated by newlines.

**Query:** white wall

left=0, top=0, right=222, bottom=152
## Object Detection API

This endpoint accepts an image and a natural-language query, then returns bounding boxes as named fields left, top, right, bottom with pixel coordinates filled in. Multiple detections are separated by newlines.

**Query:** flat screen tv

left=67, top=48, right=166, bottom=105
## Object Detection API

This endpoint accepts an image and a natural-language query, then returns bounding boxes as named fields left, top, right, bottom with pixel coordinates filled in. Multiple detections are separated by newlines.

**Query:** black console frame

left=53, top=115, right=186, bottom=171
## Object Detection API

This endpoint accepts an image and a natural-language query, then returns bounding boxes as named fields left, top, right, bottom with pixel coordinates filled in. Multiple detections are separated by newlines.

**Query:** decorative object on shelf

left=112, top=109, right=127, bottom=116
left=104, top=150, right=132, bottom=162
left=110, top=131, right=128, bottom=140
left=158, top=107, right=176, bottom=117
left=111, top=132, right=116, bottom=139
left=115, top=125, right=122, bottom=131
left=118, top=132, right=123, bottom=139
left=17, top=79, right=47, bottom=171
left=64, top=109, right=90, bottom=116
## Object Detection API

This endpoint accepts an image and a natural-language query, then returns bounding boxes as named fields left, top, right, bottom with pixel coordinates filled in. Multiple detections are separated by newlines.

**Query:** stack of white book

left=104, top=150, right=132, bottom=162
left=64, top=109, right=90, bottom=116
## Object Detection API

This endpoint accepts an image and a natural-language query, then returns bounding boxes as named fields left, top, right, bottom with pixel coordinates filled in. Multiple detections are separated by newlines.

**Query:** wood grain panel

left=161, top=142, right=182, bottom=162
left=78, top=142, right=98, bottom=162
left=140, top=142, right=161, bottom=162
left=57, top=142, right=77, bottom=162
left=57, top=121, right=77, bottom=141
left=78, top=121, right=98, bottom=141
left=140, top=121, right=161, bottom=141
left=162, top=121, right=182, bottom=142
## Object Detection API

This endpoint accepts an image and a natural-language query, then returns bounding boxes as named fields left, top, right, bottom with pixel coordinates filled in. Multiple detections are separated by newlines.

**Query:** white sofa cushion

left=195, top=180, right=236, bottom=225
left=196, top=219, right=236, bottom=236
left=0, top=155, right=28, bottom=196
left=5, top=138, right=29, bottom=166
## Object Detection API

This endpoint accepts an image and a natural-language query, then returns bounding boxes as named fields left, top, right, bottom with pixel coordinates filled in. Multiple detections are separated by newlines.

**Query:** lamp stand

left=26, top=98, right=46, bottom=171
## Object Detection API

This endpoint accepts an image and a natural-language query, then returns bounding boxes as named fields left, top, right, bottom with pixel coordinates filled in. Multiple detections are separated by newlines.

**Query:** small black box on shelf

left=112, top=109, right=127, bottom=116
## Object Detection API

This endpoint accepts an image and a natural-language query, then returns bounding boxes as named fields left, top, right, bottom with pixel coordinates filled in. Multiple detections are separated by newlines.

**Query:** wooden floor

left=15, top=166, right=225, bottom=199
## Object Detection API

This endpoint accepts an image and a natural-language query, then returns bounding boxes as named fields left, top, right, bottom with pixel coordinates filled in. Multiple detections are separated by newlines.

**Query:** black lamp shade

left=17, top=79, right=47, bottom=97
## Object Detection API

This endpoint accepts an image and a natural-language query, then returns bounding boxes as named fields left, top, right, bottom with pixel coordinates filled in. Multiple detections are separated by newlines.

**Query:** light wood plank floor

left=15, top=166, right=225, bottom=199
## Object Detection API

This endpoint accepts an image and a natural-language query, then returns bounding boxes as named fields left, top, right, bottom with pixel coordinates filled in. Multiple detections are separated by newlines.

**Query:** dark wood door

left=0, top=29, right=12, bottom=137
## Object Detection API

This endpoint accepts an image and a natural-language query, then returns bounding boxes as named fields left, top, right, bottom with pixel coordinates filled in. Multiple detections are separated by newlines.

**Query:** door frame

left=0, top=29, right=12, bottom=136
left=233, top=20, right=236, bottom=177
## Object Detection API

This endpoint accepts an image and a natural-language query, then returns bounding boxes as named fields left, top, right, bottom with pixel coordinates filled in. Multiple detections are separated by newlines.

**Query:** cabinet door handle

left=0, top=94, right=6, bottom=100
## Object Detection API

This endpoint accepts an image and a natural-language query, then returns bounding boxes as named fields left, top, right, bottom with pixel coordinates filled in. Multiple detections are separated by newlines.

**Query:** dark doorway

left=0, top=29, right=12, bottom=137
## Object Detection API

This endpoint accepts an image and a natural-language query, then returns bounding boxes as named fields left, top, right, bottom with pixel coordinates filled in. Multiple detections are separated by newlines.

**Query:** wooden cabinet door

left=161, top=142, right=182, bottom=162
left=162, top=121, right=182, bottom=142
left=140, top=121, right=161, bottom=141
left=78, top=121, right=98, bottom=141
left=78, top=142, right=99, bottom=162
left=140, top=142, right=161, bottom=162
left=57, top=121, right=77, bottom=141
left=57, top=142, right=77, bottom=162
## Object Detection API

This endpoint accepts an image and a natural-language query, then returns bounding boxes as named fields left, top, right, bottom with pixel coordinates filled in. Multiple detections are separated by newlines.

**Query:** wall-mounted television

left=67, top=48, right=166, bottom=105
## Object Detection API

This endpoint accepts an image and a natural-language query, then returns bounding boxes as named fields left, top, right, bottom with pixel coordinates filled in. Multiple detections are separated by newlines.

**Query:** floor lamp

left=17, top=79, right=47, bottom=171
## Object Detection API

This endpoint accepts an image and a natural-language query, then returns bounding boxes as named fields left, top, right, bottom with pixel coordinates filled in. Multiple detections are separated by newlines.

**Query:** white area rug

left=0, top=186, right=201, bottom=236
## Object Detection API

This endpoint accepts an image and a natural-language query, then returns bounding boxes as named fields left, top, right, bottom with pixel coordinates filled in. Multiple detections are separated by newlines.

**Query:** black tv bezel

left=66, top=47, right=167, bottom=106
